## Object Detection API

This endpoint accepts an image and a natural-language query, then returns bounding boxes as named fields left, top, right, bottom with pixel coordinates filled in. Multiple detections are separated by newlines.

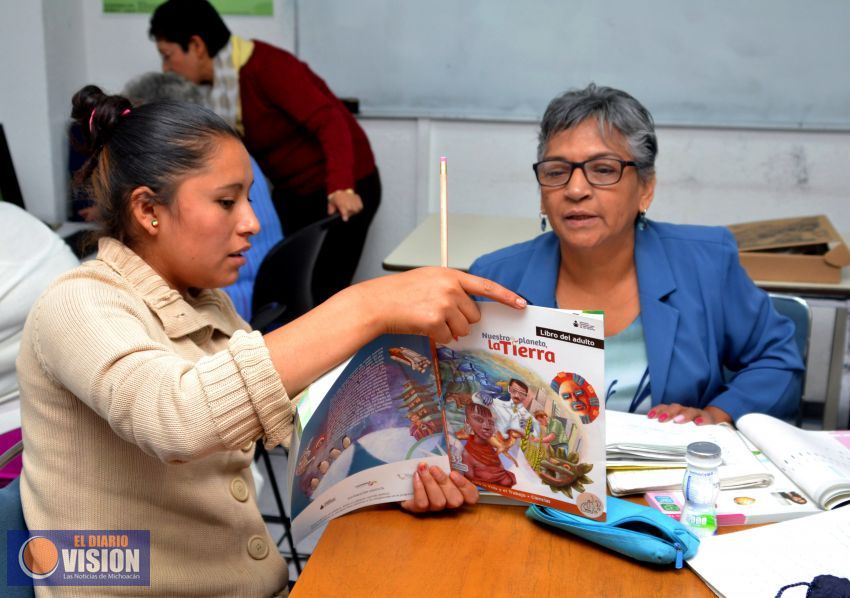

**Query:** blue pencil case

left=526, top=496, right=700, bottom=568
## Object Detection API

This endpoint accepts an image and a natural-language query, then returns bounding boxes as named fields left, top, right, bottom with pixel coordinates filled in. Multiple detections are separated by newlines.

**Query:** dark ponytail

left=70, top=84, right=239, bottom=245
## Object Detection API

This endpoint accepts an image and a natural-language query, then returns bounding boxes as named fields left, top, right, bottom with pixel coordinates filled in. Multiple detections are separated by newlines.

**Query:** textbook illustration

left=286, top=302, right=606, bottom=542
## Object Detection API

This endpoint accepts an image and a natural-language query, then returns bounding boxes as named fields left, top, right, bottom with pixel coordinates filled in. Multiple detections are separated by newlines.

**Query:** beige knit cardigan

left=17, top=238, right=293, bottom=597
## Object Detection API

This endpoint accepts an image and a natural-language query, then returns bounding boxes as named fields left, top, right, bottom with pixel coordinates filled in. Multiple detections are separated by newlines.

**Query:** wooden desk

left=290, top=504, right=731, bottom=597
left=382, top=213, right=539, bottom=272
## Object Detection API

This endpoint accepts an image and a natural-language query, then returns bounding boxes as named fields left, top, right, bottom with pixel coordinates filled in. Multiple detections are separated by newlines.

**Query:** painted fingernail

left=673, top=414, right=686, bottom=423
left=658, top=413, right=668, bottom=422
left=515, top=297, right=528, bottom=307
left=695, top=417, right=704, bottom=425
left=418, top=462, right=427, bottom=472
left=647, top=410, right=657, bottom=419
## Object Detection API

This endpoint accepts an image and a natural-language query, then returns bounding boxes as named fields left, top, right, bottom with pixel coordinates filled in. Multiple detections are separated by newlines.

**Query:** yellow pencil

left=439, top=156, right=448, bottom=267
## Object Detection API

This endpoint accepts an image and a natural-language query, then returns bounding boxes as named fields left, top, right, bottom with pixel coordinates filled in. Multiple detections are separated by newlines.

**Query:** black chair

left=251, top=214, right=340, bottom=333
left=254, top=443, right=303, bottom=574
left=250, top=215, right=340, bottom=574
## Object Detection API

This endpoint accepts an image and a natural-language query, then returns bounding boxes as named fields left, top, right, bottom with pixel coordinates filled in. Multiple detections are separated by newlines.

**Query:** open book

left=609, top=410, right=850, bottom=515
left=285, top=302, right=606, bottom=542
left=605, top=411, right=773, bottom=496
left=644, top=452, right=822, bottom=526
left=735, top=413, right=850, bottom=511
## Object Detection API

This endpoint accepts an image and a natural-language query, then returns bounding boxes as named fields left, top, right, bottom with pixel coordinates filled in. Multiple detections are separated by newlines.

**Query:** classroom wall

left=79, top=0, right=295, bottom=96
left=0, top=1, right=57, bottom=223
left=3, top=1, right=850, bottom=286
left=356, top=118, right=850, bottom=282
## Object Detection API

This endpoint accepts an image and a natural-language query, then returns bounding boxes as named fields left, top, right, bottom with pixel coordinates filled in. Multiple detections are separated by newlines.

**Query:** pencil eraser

left=440, top=156, right=447, bottom=162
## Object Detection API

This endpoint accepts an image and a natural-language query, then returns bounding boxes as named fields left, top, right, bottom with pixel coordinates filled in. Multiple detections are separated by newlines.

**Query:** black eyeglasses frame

left=532, top=158, right=644, bottom=187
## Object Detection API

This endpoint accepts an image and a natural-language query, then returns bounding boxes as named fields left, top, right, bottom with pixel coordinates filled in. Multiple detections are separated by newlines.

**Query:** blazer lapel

left=635, top=223, right=679, bottom=405
left=515, top=233, right=561, bottom=308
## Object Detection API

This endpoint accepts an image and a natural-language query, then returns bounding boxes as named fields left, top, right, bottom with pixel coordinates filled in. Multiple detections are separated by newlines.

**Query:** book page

left=737, top=414, right=850, bottom=509
left=442, top=303, right=607, bottom=520
left=288, top=334, right=447, bottom=542
left=646, top=451, right=821, bottom=526
left=687, top=508, right=850, bottom=598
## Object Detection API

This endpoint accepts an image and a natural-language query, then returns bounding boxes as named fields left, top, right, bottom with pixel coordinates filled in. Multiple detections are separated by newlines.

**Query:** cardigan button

left=247, top=535, right=269, bottom=560
left=230, top=478, right=250, bottom=502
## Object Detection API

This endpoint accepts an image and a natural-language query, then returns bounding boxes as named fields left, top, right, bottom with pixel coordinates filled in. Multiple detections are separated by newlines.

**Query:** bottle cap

left=685, top=441, right=721, bottom=468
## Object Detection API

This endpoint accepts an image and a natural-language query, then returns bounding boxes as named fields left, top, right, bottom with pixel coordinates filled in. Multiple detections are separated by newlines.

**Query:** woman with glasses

left=470, top=84, right=803, bottom=425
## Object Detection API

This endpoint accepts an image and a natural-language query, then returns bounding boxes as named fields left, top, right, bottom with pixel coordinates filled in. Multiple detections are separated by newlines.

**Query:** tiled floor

left=254, top=446, right=326, bottom=582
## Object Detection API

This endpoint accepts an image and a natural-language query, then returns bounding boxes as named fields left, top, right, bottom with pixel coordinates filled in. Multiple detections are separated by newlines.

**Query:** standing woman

left=16, top=87, right=525, bottom=596
left=148, top=0, right=380, bottom=304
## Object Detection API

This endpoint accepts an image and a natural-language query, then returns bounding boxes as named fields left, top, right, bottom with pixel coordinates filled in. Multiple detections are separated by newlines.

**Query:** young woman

left=16, top=86, right=526, bottom=597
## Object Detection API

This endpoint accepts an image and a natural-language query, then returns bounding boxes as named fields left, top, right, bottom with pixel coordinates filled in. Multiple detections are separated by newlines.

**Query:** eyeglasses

left=532, top=158, right=642, bottom=187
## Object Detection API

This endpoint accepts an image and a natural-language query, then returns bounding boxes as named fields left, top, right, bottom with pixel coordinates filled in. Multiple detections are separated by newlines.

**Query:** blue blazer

left=469, top=220, right=804, bottom=421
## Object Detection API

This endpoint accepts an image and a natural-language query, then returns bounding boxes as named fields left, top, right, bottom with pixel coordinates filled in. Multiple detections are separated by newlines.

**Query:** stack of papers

left=605, top=411, right=773, bottom=495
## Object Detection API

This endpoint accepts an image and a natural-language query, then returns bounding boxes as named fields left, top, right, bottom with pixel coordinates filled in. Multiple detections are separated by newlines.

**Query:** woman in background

left=470, top=84, right=803, bottom=425
left=17, top=86, right=525, bottom=596
left=149, top=0, right=380, bottom=304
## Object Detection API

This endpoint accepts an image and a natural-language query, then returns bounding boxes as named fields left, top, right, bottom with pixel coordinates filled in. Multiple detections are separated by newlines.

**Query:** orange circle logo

left=19, top=536, right=60, bottom=579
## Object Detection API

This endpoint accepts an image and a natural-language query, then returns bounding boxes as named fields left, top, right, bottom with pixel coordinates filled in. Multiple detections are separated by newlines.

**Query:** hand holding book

left=400, top=462, right=480, bottom=513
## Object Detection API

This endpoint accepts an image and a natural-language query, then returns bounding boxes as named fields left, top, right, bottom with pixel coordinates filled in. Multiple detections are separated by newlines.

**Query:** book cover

left=286, top=302, right=607, bottom=542
left=440, top=303, right=606, bottom=520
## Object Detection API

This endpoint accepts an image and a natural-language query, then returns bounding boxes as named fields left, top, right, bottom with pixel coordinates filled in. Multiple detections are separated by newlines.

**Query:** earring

left=151, top=218, right=159, bottom=228
left=637, top=210, right=647, bottom=231
left=540, top=212, right=547, bottom=232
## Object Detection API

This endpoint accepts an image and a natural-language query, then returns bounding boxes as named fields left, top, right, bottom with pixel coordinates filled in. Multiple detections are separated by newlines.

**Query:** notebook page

left=687, top=508, right=850, bottom=598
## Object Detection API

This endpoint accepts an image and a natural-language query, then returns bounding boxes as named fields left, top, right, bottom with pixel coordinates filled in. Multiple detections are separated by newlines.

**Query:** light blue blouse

left=605, top=315, right=651, bottom=414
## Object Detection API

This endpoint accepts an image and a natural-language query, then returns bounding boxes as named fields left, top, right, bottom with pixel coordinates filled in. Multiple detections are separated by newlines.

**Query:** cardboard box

left=727, top=215, right=850, bottom=284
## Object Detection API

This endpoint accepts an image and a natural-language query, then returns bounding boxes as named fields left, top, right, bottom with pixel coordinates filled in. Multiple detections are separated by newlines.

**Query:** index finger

left=458, top=272, right=527, bottom=310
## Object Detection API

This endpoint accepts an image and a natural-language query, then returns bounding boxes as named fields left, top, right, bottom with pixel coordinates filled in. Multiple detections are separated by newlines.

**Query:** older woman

left=470, top=84, right=804, bottom=425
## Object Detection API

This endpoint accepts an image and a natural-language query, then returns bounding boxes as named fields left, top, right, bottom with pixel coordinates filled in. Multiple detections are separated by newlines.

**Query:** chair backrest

left=769, top=293, right=811, bottom=363
left=251, top=214, right=340, bottom=331
left=769, top=293, right=811, bottom=425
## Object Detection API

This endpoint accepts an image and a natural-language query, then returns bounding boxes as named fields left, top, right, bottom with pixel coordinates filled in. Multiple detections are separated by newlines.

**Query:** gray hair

left=537, top=83, right=657, bottom=182
left=123, top=72, right=206, bottom=106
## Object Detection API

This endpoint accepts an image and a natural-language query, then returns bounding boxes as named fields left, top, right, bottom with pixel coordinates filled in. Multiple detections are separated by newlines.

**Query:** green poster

left=103, top=0, right=273, bottom=16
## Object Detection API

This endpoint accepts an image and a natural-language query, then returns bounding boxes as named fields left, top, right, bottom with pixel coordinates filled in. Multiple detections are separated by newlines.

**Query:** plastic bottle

left=679, top=441, right=721, bottom=538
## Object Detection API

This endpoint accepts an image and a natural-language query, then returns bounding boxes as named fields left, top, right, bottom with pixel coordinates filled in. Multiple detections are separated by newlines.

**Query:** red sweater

left=239, top=41, right=376, bottom=196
